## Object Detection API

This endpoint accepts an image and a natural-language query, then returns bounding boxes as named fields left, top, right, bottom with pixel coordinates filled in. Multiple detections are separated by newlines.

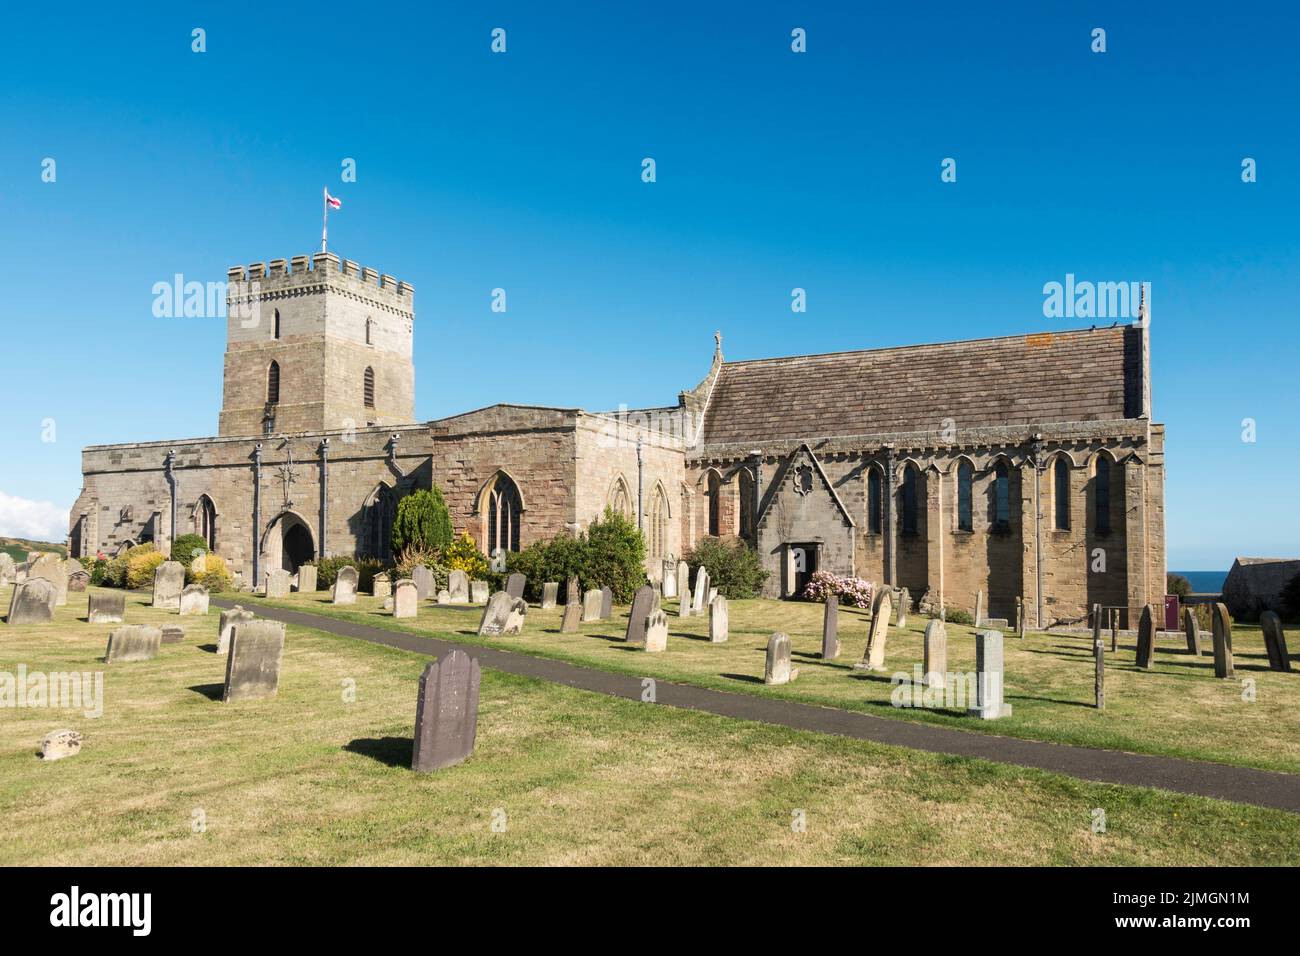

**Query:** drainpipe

left=749, top=449, right=763, bottom=542
left=884, top=444, right=897, bottom=587
left=635, top=435, right=645, bottom=532
left=163, top=449, right=177, bottom=556
left=252, top=443, right=263, bottom=587
left=319, top=437, right=330, bottom=560
left=1031, top=435, right=1045, bottom=629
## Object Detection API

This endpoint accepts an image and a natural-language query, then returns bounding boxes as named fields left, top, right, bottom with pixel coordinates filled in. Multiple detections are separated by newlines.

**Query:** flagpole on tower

left=321, top=187, right=329, bottom=254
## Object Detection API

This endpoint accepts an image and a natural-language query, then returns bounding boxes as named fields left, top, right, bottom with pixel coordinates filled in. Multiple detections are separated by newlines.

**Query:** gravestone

left=708, top=587, right=718, bottom=606
left=661, top=562, right=677, bottom=599
left=626, top=584, right=657, bottom=644
left=411, top=565, right=434, bottom=602
left=0, top=554, right=14, bottom=586
left=67, top=570, right=90, bottom=593
left=709, top=595, right=729, bottom=644
left=764, top=632, right=797, bottom=685
left=565, top=574, right=580, bottom=605
left=506, top=573, right=526, bottom=600
left=297, top=564, right=318, bottom=593
left=541, top=582, right=559, bottom=610
left=6, top=578, right=57, bottom=625
left=470, top=580, right=489, bottom=603
left=40, top=729, right=83, bottom=761
left=692, top=568, right=710, bottom=616
left=968, top=630, right=1013, bottom=719
left=1135, top=604, right=1156, bottom=669
left=644, top=609, right=669, bottom=652
left=87, top=591, right=125, bottom=624
left=161, top=624, right=186, bottom=645
left=599, top=586, right=613, bottom=619
left=478, top=591, right=527, bottom=636
left=394, top=579, right=418, bottom=618
left=894, top=588, right=909, bottom=628
left=436, top=589, right=451, bottom=605
left=1182, top=607, right=1201, bottom=656
left=448, top=570, right=469, bottom=604
left=821, top=594, right=839, bottom=659
left=560, top=596, right=582, bottom=633
left=382, top=597, right=394, bottom=612
left=105, top=624, right=162, bottom=663
left=1260, top=610, right=1291, bottom=673
left=151, top=560, right=185, bottom=608
left=676, top=561, right=690, bottom=608
left=974, top=590, right=984, bottom=628
left=412, top=649, right=481, bottom=772
left=265, top=569, right=291, bottom=599
left=855, top=589, right=893, bottom=672
left=372, top=573, right=392, bottom=600
left=333, top=566, right=358, bottom=604
left=1093, top=612, right=1105, bottom=710
left=218, top=605, right=254, bottom=654
left=1015, top=596, right=1023, bottom=637
left=923, top=619, right=947, bottom=690
left=581, top=589, right=603, bottom=623
left=179, top=584, right=209, bottom=616
left=223, top=620, right=286, bottom=702
left=30, top=555, right=67, bottom=606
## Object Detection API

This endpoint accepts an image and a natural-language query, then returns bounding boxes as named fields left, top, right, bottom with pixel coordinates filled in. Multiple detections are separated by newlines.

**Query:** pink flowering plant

left=801, top=570, right=873, bottom=609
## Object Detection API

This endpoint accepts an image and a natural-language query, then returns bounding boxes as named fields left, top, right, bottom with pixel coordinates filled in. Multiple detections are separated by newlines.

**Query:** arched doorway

left=194, top=494, right=218, bottom=552
left=261, top=511, right=316, bottom=574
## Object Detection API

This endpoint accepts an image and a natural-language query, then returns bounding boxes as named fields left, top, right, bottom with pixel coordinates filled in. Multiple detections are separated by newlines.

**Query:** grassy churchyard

left=250, top=589, right=1300, bottom=776
left=3, top=585, right=1300, bottom=865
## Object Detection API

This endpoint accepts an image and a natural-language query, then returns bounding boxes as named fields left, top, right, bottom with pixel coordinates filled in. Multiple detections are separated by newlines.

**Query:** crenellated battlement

left=225, top=252, right=414, bottom=300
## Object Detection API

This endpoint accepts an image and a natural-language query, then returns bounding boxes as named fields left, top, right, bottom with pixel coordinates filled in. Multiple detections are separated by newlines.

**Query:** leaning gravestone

left=1135, top=604, right=1156, bottom=669
left=505, top=573, right=526, bottom=600
left=709, top=595, right=729, bottom=643
left=923, top=619, right=948, bottom=690
left=412, top=649, right=481, bottom=772
left=625, top=585, right=657, bottom=644
left=67, top=569, right=90, bottom=593
left=822, top=594, right=839, bottom=659
left=1212, top=602, right=1235, bottom=679
left=599, top=586, right=613, bottom=619
left=541, top=582, right=559, bottom=610
left=218, top=605, right=254, bottom=654
left=6, top=578, right=57, bottom=625
left=265, top=568, right=291, bottom=599
left=333, top=566, right=358, bottom=605
left=764, top=633, right=798, bottom=685
left=151, top=561, right=186, bottom=609
left=692, top=568, right=710, bottom=617
left=1183, top=607, right=1201, bottom=656
left=855, top=589, right=893, bottom=672
left=644, top=609, right=668, bottom=652
left=561, top=595, right=582, bottom=633
left=564, top=574, right=580, bottom=605
left=1260, top=610, right=1291, bottom=673
left=297, top=564, right=318, bottom=593
left=104, top=624, right=162, bottom=663
left=478, top=592, right=527, bottom=636
left=969, top=630, right=1012, bottom=719
left=581, top=589, right=603, bottom=623
left=87, top=591, right=125, bottom=624
left=223, top=620, right=286, bottom=702
left=372, top=573, right=392, bottom=600
left=179, top=584, right=209, bottom=616
left=448, top=570, right=469, bottom=604
left=470, top=580, right=489, bottom=603
left=662, top=562, right=677, bottom=599
left=394, top=579, right=418, bottom=618
left=411, top=565, right=434, bottom=602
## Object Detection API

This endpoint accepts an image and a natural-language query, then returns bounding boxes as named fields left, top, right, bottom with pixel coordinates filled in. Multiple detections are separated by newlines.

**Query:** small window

left=267, top=361, right=280, bottom=405
left=993, top=461, right=1010, bottom=530
left=867, top=468, right=882, bottom=534
left=707, top=471, right=721, bottom=537
left=900, top=466, right=918, bottom=535
left=273, top=309, right=281, bottom=340
left=1054, top=458, right=1071, bottom=530
left=365, top=317, right=373, bottom=346
left=1095, top=456, right=1112, bottom=533
left=956, top=460, right=973, bottom=532
left=363, top=367, right=375, bottom=408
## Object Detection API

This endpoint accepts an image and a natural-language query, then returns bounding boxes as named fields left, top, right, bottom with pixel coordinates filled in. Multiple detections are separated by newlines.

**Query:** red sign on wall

left=1164, top=595, right=1180, bottom=631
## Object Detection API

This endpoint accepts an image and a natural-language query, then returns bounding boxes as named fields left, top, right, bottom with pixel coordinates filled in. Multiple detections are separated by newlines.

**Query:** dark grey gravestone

left=223, top=620, right=286, bottom=702
left=1260, top=610, right=1291, bottom=672
left=67, top=570, right=90, bottom=593
left=411, top=565, right=434, bottom=601
left=1135, top=604, right=1156, bottom=669
left=1183, top=607, right=1201, bottom=656
left=625, top=584, right=656, bottom=644
left=6, top=578, right=57, bottom=625
left=1212, top=603, right=1235, bottom=679
left=822, top=595, right=839, bottom=659
left=599, top=586, right=613, bottom=619
left=505, top=573, right=526, bottom=600
left=412, top=649, right=481, bottom=772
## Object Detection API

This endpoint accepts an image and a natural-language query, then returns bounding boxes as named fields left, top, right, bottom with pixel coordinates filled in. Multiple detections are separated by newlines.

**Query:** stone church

left=70, top=251, right=1166, bottom=626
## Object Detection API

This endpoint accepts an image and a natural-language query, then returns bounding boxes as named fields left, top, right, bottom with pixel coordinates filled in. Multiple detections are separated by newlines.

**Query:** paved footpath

left=218, top=598, right=1300, bottom=814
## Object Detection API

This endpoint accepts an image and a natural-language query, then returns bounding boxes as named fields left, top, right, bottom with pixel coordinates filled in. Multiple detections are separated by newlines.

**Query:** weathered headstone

left=1110, top=608, right=1119, bottom=653
left=676, top=561, right=689, bottom=608
left=661, top=562, right=677, bottom=599
left=709, top=595, right=729, bottom=644
left=1092, top=605, right=1105, bottom=709
left=968, top=630, right=1013, bottom=719
left=821, top=594, right=840, bottom=659
left=39, top=729, right=83, bottom=761
left=541, top=582, right=559, bottom=610
left=895, top=587, right=909, bottom=628
left=0, top=553, right=15, bottom=586
left=411, top=565, right=434, bottom=602
left=477, top=591, right=527, bottom=636
left=974, top=590, right=984, bottom=628
left=436, top=589, right=452, bottom=605
left=764, top=632, right=797, bottom=685
left=644, top=609, right=668, bottom=652
left=105, top=624, right=163, bottom=663
left=581, top=588, right=603, bottom=623
left=161, top=624, right=186, bottom=645
left=564, top=574, right=580, bottom=605
left=67, top=569, right=90, bottom=593
left=692, top=568, right=710, bottom=616
left=412, top=649, right=480, bottom=772
left=179, top=584, right=209, bottom=616
left=151, top=560, right=185, bottom=608
left=448, top=569, right=469, bottom=604
left=626, top=584, right=657, bottom=644
left=1135, top=604, right=1156, bottom=669
left=87, top=591, right=125, bottom=624
left=599, top=586, right=613, bottom=619
left=561, top=597, right=582, bottom=633
left=505, top=573, right=526, bottom=600
left=372, top=573, right=392, bottom=600
left=1182, top=607, right=1201, bottom=656
left=6, top=578, right=56, bottom=625
left=30, top=555, right=68, bottom=606
left=470, top=580, right=489, bottom=603
left=394, top=579, right=418, bottom=618
left=1260, top=610, right=1291, bottom=673
left=333, top=565, right=358, bottom=604
left=265, top=568, right=291, bottom=599
left=297, top=564, right=318, bottom=593
left=218, top=605, right=254, bottom=654
left=223, top=620, right=286, bottom=702
left=1015, top=595, right=1024, bottom=637
left=923, top=619, right=947, bottom=689
left=855, top=589, right=893, bottom=672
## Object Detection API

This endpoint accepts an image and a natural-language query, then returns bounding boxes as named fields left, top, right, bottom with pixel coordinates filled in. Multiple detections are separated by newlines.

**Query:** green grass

left=245, top=589, right=1300, bottom=775
left=2, top=587, right=1299, bottom=865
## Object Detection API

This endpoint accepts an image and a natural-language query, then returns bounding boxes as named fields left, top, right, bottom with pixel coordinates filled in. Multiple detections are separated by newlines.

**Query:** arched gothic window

left=867, top=467, right=883, bottom=534
left=900, top=465, right=918, bottom=535
left=267, top=361, right=280, bottom=404
left=485, top=473, right=523, bottom=553
left=956, top=460, right=974, bottom=532
left=369, top=485, right=394, bottom=560
left=706, top=471, right=721, bottom=537
left=993, top=461, right=1010, bottom=531
left=196, top=494, right=217, bottom=552
left=738, top=469, right=755, bottom=540
left=1054, top=458, right=1071, bottom=530
left=363, top=367, right=375, bottom=408
left=649, top=485, right=669, bottom=560
left=1095, top=456, right=1112, bottom=533
left=608, top=477, right=632, bottom=518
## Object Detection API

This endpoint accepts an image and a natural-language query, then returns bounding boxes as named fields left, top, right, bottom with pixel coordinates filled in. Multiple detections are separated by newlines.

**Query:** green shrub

left=1166, top=573, right=1192, bottom=599
left=171, top=534, right=209, bottom=567
left=391, top=487, right=453, bottom=556
left=507, top=533, right=588, bottom=602
left=945, top=607, right=974, bottom=626
left=126, top=550, right=167, bottom=590
left=581, top=508, right=647, bottom=603
left=685, top=536, right=768, bottom=600
left=442, top=532, right=489, bottom=582
left=87, top=557, right=108, bottom=587
left=394, top=545, right=448, bottom=590
left=102, top=543, right=157, bottom=588
left=191, top=553, right=233, bottom=592
left=315, top=555, right=387, bottom=593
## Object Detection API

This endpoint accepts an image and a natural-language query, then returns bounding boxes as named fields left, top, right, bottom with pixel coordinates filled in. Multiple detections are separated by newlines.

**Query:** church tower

left=218, top=252, right=416, bottom=436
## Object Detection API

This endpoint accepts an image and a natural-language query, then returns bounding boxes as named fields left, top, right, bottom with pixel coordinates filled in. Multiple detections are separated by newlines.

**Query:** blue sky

left=0, top=2, right=1296, bottom=569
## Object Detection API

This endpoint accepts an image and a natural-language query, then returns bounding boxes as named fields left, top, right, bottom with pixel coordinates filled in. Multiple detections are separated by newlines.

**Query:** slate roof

left=700, top=326, right=1144, bottom=446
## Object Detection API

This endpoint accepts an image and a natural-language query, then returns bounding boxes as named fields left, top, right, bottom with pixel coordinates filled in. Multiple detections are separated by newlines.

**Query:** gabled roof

left=700, top=325, right=1144, bottom=446
left=757, top=443, right=856, bottom=529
